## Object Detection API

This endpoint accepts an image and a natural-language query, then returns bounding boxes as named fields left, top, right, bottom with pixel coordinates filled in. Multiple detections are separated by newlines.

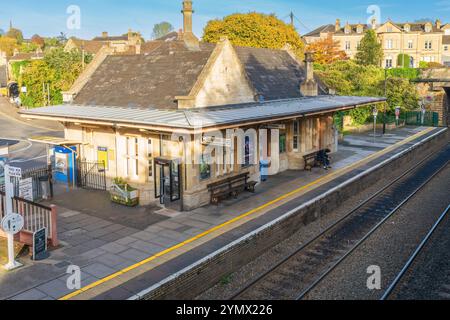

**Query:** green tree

left=152, top=22, right=174, bottom=39
left=355, top=29, right=383, bottom=67
left=203, top=12, right=304, bottom=57
left=397, top=54, right=411, bottom=68
left=20, top=48, right=93, bottom=108
left=6, top=28, right=24, bottom=44
left=316, top=60, right=419, bottom=125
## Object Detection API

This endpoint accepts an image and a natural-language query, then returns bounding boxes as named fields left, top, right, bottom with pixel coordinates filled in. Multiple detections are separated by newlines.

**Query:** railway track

left=229, top=144, right=450, bottom=300
left=381, top=204, right=450, bottom=300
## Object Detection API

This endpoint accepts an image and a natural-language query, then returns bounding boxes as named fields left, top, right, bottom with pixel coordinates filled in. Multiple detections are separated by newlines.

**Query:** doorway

left=154, top=157, right=181, bottom=208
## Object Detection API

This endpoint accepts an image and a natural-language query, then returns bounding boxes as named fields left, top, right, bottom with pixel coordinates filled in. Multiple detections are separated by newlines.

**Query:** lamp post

left=373, top=106, right=379, bottom=139
left=383, top=67, right=389, bottom=135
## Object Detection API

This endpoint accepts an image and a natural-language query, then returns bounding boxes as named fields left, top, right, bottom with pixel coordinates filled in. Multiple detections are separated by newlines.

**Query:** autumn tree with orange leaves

left=306, top=34, right=347, bottom=65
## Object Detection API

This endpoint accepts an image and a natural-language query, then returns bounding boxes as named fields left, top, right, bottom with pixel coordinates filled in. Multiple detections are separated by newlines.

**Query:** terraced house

left=304, top=18, right=448, bottom=67
left=21, top=1, right=384, bottom=210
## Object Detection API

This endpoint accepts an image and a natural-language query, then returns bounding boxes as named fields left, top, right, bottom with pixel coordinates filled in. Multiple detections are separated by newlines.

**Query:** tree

left=203, top=12, right=304, bottom=57
left=20, top=48, right=93, bottom=108
left=355, top=29, right=383, bottom=67
left=306, top=34, right=347, bottom=65
left=6, top=28, right=24, bottom=44
left=31, top=34, right=45, bottom=49
left=316, top=60, right=419, bottom=125
left=0, top=36, right=19, bottom=56
left=152, top=22, right=174, bottom=39
left=397, top=54, right=411, bottom=68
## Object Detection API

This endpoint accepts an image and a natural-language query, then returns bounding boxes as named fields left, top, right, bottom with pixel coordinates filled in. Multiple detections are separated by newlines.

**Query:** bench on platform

left=303, top=149, right=331, bottom=171
left=207, top=173, right=257, bottom=205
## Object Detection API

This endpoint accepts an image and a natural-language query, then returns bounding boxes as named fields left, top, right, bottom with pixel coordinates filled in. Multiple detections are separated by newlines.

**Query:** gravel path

left=303, top=164, right=450, bottom=300
left=196, top=148, right=447, bottom=300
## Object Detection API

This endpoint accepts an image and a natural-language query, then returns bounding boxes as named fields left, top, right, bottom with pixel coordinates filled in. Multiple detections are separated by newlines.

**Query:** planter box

left=110, top=184, right=139, bottom=207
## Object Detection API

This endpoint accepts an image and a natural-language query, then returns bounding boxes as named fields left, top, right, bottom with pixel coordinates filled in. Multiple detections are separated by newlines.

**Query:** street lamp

left=383, top=66, right=390, bottom=135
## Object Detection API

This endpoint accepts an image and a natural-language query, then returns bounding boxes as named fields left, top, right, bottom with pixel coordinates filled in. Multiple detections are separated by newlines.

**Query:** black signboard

left=33, top=228, right=48, bottom=261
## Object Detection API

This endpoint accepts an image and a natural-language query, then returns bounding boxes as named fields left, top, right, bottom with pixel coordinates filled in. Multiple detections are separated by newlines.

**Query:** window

left=200, top=154, right=211, bottom=180
left=345, top=41, right=351, bottom=50
left=425, top=40, right=432, bottom=50
left=147, top=139, right=153, bottom=179
left=425, top=24, right=432, bottom=33
left=445, top=46, right=449, bottom=52
left=404, top=25, right=410, bottom=32
left=279, top=133, right=287, bottom=154
left=386, top=39, right=393, bottom=49
left=293, top=120, right=300, bottom=151
left=408, top=40, right=413, bottom=49
left=125, top=137, right=139, bottom=178
left=386, top=57, right=393, bottom=68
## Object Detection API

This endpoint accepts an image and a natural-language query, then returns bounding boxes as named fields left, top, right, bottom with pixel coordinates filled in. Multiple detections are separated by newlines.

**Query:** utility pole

left=290, top=11, right=295, bottom=28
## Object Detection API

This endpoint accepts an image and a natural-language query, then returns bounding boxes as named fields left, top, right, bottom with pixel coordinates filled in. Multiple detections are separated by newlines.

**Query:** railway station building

left=21, top=1, right=385, bottom=210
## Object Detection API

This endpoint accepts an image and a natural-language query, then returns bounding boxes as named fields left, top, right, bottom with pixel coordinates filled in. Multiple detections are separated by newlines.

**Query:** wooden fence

left=0, top=191, right=58, bottom=247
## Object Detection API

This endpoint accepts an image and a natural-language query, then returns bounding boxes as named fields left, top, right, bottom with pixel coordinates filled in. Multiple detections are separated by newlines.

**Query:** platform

left=2, top=126, right=447, bottom=300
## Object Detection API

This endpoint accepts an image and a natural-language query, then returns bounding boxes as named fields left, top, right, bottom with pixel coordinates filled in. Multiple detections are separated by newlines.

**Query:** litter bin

left=260, top=160, right=270, bottom=182
left=39, top=175, right=50, bottom=200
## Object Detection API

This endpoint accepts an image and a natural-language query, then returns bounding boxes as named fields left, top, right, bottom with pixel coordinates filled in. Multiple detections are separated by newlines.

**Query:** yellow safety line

left=59, top=128, right=433, bottom=300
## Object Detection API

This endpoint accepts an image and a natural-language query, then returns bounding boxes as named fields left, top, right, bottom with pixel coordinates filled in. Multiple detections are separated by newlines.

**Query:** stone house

left=22, top=1, right=385, bottom=210
left=304, top=19, right=446, bottom=68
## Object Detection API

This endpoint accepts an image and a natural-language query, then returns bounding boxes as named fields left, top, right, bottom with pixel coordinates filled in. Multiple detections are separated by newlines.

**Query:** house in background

left=304, top=19, right=446, bottom=68
left=64, top=29, right=143, bottom=56
left=22, top=1, right=385, bottom=211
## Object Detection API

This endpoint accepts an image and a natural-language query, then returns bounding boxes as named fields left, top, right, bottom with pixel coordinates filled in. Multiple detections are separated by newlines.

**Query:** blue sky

left=1, top=0, right=450, bottom=40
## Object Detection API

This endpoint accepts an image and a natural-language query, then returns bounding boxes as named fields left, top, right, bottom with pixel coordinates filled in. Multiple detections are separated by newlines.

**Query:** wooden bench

left=207, top=173, right=257, bottom=205
left=303, top=149, right=331, bottom=171
left=303, top=151, right=320, bottom=171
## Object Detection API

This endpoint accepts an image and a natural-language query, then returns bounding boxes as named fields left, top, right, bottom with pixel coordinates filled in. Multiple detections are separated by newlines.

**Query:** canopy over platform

left=28, top=136, right=84, bottom=146
left=21, top=96, right=386, bottom=132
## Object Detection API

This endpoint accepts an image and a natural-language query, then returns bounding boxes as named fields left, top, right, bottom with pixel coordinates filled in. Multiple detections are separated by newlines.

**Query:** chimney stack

left=300, top=52, right=318, bottom=97
left=102, top=31, right=108, bottom=38
left=181, top=1, right=200, bottom=50
left=335, top=19, right=341, bottom=32
left=436, top=19, right=442, bottom=29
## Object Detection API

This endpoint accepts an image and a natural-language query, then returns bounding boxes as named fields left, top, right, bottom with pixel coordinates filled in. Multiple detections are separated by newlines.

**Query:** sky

left=1, top=0, right=450, bottom=40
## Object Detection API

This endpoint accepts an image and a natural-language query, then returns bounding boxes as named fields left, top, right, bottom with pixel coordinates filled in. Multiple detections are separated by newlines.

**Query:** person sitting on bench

left=316, top=149, right=332, bottom=170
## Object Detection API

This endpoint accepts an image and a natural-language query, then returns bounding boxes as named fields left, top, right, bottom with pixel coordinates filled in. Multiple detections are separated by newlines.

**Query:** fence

left=0, top=191, right=58, bottom=247
left=404, top=111, right=439, bottom=127
left=77, top=160, right=107, bottom=191
left=0, top=165, right=53, bottom=201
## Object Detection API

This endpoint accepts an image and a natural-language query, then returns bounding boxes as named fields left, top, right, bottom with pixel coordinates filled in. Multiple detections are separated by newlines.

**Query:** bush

left=397, top=54, right=411, bottom=68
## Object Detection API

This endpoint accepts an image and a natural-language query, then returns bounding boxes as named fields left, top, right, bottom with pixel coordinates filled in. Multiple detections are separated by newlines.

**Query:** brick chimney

left=335, top=19, right=341, bottom=32
left=102, top=31, right=108, bottom=38
left=300, top=52, right=318, bottom=97
left=181, top=1, right=200, bottom=50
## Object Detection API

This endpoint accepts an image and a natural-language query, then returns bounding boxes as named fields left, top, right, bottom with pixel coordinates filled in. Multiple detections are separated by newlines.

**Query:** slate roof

left=73, top=40, right=322, bottom=110
left=304, top=24, right=335, bottom=37
left=234, top=46, right=326, bottom=99
left=22, top=96, right=386, bottom=130
left=9, top=52, right=44, bottom=61
left=74, top=41, right=216, bottom=109
left=92, top=35, right=128, bottom=42
left=68, top=39, right=105, bottom=55
left=0, top=65, right=7, bottom=88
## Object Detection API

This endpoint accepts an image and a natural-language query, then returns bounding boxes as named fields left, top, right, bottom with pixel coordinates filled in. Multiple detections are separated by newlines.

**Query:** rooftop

left=21, top=96, right=385, bottom=130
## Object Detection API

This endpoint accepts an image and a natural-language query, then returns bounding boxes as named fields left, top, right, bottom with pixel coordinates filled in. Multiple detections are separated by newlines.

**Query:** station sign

left=1, top=214, right=25, bottom=235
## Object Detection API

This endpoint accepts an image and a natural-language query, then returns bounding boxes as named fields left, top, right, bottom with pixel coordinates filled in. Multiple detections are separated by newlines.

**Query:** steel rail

left=296, top=157, right=449, bottom=300
left=380, top=204, right=450, bottom=300
left=229, top=145, right=448, bottom=300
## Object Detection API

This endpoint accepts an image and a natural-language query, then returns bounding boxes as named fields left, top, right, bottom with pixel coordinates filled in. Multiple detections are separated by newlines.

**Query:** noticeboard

left=33, top=228, right=48, bottom=261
